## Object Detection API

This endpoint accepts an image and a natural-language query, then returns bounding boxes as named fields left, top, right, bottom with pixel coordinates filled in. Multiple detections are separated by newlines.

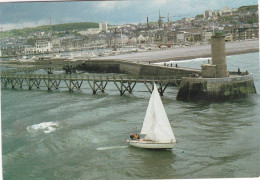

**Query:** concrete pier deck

left=93, top=40, right=259, bottom=63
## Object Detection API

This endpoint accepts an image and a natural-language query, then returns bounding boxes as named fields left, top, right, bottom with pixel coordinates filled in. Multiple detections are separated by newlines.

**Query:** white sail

left=141, top=83, right=176, bottom=143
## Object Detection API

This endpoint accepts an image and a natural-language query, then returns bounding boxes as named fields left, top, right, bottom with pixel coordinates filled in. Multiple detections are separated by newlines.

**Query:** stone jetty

left=176, top=36, right=257, bottom=101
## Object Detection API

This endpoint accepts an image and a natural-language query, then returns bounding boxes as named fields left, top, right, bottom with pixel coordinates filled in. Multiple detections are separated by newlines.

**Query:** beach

left=94, top=40, right=259, bottom=63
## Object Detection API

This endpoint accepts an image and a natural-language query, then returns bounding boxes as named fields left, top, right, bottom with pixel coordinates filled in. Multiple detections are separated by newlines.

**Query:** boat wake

left=96, top=146, right=128, bottom=151
left=27, top=121, right=59, bottom=134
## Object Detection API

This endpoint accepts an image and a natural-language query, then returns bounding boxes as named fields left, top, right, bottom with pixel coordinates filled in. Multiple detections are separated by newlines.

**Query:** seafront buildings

left=0, top=5, right=258, bottom=57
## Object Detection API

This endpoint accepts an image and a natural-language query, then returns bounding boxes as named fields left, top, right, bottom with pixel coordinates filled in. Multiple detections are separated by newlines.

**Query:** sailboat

left=127, top=83, right=176, bottom=149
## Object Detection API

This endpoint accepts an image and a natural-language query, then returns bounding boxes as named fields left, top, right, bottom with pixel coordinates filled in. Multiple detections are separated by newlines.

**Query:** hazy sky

left=0, top=0, right=258, bottom=30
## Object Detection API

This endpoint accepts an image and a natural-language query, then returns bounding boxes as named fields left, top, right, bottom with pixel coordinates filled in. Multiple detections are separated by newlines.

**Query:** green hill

left=0, top=22, right=99, bottom=37
left=238, top=5, right=258, bottom=11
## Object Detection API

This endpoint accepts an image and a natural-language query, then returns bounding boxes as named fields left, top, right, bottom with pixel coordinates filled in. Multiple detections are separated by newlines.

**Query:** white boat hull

left=127, top=139, right=176, bottom=149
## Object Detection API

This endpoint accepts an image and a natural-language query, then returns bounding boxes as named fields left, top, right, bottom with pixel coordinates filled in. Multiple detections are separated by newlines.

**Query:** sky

left=0, top=0, right=258, bottom=31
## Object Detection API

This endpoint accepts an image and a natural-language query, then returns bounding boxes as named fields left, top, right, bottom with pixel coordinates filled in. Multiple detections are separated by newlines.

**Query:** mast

left=168, top=13, right=170, bottom=29
left=158, top=10, right=163, bottom=29
left=50, top=17, right=52, bottom=36
left=147, top=16, right=149, bottom=30
left=213, top=21, right=215, bottom=35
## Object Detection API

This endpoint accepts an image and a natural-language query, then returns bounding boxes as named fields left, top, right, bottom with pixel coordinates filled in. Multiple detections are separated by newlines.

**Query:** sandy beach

left=94, top=40, right=259, bottom=63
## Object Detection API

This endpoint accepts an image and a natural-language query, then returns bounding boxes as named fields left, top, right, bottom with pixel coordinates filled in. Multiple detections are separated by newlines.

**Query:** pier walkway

left=1, top=69, right=183, bottom=95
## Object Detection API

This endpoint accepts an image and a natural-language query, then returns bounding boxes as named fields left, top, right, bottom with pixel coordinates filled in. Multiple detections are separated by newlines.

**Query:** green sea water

left=1, top=52, right=259, bottom=179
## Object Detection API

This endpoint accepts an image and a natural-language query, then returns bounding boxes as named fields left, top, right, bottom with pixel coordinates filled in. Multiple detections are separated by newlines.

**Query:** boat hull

left=127, top=139, right=176, bottom=149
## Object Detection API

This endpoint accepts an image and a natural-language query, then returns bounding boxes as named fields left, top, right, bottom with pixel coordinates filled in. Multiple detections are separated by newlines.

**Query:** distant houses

left=0, top=5, right=258, bottom=57
left=0, top=42, right=25, bottom=57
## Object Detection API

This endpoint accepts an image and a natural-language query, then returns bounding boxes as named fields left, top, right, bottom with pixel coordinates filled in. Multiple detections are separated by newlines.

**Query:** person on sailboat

left=130, top=133, right=140, bottom=140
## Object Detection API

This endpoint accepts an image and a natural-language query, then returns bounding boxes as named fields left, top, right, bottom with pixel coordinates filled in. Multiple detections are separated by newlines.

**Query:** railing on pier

left=1, top=62, right=82, bottom=74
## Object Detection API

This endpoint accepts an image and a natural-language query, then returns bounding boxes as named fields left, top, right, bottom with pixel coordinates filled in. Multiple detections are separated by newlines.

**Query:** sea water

left=1, top=52, right=259, bottom=179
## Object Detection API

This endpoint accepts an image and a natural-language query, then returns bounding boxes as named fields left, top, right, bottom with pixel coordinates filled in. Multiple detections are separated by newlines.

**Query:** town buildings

left=0, top=42, right=25, bottom=57
left=0, top=5, right=258, bottom=57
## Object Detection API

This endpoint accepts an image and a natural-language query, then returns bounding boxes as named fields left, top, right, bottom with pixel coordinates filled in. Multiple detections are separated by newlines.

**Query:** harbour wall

left=78, top=60, right=201, bottom=77
left=0, top=58, right=201, bottom=77
left=177, top=73, right=257, bottom=101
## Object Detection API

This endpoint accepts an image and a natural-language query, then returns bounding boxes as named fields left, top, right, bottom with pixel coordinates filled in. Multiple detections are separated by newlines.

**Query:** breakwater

left=78, top=59, right=201, bottom=76
left=0, top=58, right=201, bottom=77
left=177, top=73, right=257, bottom=101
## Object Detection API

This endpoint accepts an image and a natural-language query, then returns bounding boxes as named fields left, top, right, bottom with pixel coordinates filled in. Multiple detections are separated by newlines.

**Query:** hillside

left=0, top=22, right=99, bottom=37
left=238, top=5, right=258, bottom=11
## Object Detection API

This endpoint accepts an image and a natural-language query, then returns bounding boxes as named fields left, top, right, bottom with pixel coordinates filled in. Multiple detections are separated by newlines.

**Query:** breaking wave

left=27, top=121, right=59, bottom=134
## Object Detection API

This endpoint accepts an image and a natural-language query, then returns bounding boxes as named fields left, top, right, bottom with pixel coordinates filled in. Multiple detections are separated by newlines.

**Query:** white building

left=202, top=31, right=213, bottom=42
left=78, top=28, right=100, bottom=35
left=222, top=6, right=231, bottom=13
left=204, top=10, right=213, bottom=19
left=35, top=39, right=53, bottom=53
left=176, top=31, right=190, bottom=42
left=137, top=35, right=148, bottom=44
left=24, top=45, right=36, bottom=54
left=99, top=22, right=108, bottom=32
left=129, top=37, right=137, bottom=45
left=204, top=9, right=222, bottom=19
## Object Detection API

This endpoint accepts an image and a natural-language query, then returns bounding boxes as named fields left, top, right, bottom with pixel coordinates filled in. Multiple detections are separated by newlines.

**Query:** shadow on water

left=178, top=94, right=258, bottom=117
left=178, top=94, right=258, bottom=137
left=125, top=147, right=177, bottom=179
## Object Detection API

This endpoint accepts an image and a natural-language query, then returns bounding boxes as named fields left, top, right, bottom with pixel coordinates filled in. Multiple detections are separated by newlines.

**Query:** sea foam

left=154, top=57, right=212, bottom=65
left=96, top=146, right=128, bottom=151
left=27, top=121, right=59, bottom=134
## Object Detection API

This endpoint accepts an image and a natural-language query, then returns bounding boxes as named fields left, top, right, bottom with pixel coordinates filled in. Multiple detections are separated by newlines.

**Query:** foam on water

left=27, top=121, right=59, bottom=134
left=96, top=146, right=128, bottom=151
left=154, top=57, right=212, bottom=65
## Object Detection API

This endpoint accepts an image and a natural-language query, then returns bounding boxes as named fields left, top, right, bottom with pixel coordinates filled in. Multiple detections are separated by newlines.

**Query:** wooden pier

left=1, top=67, right=182, bottom=96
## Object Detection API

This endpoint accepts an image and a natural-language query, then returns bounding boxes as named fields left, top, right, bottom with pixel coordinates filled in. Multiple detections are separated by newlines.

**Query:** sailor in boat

left=130, top=133, right=140, bottom=140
